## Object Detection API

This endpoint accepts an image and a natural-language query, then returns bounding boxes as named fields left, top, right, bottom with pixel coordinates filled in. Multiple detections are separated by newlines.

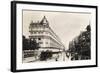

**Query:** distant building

left=29, top=16, right=64, bottom=52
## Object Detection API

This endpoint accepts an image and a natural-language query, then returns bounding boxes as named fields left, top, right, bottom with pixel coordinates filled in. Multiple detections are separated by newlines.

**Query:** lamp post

left=63, top=48, right=65, bottom=61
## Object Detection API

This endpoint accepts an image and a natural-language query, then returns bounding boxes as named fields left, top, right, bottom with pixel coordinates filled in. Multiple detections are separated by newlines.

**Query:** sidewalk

left=23, top=56, right=38, bottom=63
left=23, top=53, right=70, bottom=63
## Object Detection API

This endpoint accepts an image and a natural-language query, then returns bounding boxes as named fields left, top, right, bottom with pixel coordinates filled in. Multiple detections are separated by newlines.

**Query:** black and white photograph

left=22, top=10, right=91, bottom=63
left=11, top=1, right=97, bottom=72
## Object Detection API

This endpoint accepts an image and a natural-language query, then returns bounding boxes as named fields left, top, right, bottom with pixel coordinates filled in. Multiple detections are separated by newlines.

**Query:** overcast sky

left=23, top=10, right=91, bottom=49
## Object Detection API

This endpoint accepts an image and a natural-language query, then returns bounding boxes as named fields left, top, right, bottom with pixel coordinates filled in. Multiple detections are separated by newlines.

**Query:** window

left=46, top=32, right=48, bottom=34
left=46, top=42, right=48, bottom=44
left=38, top=38, right=41, bottom=40
left=34, top=31, right=37, bottom=34
left=39, top=42, right=43, bottom=44
left=38, top=32, right=41, bottom=34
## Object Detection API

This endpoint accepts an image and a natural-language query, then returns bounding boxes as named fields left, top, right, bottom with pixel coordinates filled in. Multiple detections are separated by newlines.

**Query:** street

left=23, top=52, right=69, bottom=63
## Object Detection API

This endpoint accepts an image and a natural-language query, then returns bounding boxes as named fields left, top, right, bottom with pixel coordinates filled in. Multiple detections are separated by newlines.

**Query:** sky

left=23, top=10, right=91, bottom=50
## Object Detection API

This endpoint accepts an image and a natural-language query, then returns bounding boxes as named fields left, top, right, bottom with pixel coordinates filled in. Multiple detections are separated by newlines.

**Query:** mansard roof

left=29, top=16, right=49, bottom=27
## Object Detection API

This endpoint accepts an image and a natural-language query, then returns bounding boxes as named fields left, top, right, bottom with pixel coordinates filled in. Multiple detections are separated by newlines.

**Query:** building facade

left=29, top=16, right=64, bottom=52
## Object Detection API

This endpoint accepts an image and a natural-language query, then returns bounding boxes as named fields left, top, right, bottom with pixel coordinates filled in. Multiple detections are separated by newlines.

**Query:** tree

left=29, top=38, right=40, bottom=50
left=23, top=35, right=40, bottom=50
left=68, top=25, right=91, bottom=60
left=23, top=35, right=29, bottom=50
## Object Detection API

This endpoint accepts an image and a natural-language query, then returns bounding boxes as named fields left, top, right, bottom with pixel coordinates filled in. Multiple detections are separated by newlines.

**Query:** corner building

left=29, top=16, right=64, bottom=52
